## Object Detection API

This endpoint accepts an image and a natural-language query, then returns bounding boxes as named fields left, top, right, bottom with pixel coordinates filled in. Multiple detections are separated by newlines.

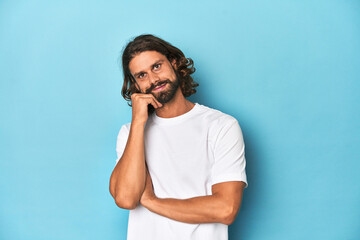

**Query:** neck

left=155, top=88, right=195, bottom=118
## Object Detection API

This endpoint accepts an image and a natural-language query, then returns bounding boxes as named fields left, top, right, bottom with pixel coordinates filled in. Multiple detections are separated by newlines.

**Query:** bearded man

left=109, top=34, right=248, bottom=240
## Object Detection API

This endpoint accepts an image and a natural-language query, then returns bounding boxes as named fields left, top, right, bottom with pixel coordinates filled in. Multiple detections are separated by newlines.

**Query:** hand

left=140, top=167, right=156, bottom=207
left=131, top=93, right=162, bottom=125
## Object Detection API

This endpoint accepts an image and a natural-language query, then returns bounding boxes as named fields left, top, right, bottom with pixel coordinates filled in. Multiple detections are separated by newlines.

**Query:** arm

left=140, top=169, right=246, bottom=225
left=109, top=121, right=146, bottom=209
left=109, top=93, right=162, bottom=209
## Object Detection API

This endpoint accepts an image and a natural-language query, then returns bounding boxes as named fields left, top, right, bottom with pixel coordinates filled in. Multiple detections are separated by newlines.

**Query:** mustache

left=145, top=80, right=171, bottom=93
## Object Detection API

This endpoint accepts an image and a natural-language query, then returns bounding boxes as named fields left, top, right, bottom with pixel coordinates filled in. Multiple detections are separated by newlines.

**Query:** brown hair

left=120, top=34, right=199, bottom=106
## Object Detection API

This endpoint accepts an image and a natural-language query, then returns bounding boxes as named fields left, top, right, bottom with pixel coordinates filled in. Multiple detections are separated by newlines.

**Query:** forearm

left=110, top=121, right=146, bottom=209
left=142, top=194, right=235, bottom=225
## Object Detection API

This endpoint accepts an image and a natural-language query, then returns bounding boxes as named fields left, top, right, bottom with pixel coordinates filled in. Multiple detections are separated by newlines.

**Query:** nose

left=148, top=72, right=160, bottom=85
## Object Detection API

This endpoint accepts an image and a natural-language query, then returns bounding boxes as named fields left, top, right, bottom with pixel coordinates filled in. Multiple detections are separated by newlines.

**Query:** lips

left=153, top=83, right=167, bottom=91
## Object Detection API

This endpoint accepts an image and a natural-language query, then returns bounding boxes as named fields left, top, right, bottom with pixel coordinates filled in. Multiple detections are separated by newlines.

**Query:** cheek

left=163, top=69, right=177, bottom=80
left=136, top=82, right=149, bottom=92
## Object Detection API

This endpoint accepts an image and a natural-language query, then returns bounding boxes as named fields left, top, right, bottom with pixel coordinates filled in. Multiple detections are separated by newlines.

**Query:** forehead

left=129, top=51, right=167, bottom=72
left=129, top=51, right=168, bottom=74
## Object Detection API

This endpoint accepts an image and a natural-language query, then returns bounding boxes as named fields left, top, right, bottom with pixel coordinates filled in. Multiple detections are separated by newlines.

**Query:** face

left=129, top=51, right=180, bottom=104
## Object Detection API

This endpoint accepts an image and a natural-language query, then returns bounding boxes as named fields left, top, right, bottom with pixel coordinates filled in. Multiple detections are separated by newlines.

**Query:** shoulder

left=196, top=104, right=244, bottom=146
left=117, top=122, right=131, bottom=137
left=197, top=103, right=239, bottom=128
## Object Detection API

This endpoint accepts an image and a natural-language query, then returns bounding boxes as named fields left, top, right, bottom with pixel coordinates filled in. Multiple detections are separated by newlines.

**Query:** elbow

left=111, top=189, right=139, bottom=209
left=109, top=181, right=139, bottom=210
left=222, top=215, right=236, bottom=226
left=221, top=204, right=238, bottom=226
left=109, top=174, right=141, bottom=210
left=114, top=196, right=139, bottom=210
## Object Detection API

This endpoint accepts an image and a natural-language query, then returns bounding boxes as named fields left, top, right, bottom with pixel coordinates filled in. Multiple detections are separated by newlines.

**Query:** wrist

left=131, top=119, right=147, bottom=127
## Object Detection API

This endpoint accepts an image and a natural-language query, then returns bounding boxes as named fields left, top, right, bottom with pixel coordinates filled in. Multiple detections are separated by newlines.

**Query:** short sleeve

left=115, top=124, right=130, bottom=164
left=211, top=118, right=248, bottom=188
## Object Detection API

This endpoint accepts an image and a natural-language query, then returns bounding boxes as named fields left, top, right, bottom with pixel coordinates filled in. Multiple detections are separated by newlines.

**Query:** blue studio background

left=0, top=0, right=359, bottom=239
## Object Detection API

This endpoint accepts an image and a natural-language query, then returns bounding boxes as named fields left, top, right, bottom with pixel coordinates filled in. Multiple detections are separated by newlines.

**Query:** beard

left=145, top=72, right=180, bottom=104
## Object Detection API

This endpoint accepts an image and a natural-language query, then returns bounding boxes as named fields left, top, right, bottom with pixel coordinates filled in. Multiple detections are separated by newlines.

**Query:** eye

left=154, top=63, right=161, bottom=70
left=138, top=73, right=145, bottom=79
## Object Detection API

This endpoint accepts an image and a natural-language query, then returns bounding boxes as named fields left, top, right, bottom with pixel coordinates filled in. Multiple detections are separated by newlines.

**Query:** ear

left=171, top=59, right=177, bottom=70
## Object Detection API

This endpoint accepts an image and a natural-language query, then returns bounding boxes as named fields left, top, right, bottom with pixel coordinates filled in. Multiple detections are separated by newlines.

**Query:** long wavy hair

left=120, top=34, right=199, bottom=109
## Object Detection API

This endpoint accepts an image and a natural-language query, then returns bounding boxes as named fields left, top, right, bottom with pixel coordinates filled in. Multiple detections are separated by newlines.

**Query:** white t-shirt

left=115, top=102, right=248, bottom=240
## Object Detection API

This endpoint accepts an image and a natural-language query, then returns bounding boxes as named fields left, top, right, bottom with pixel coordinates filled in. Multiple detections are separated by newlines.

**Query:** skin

left=109, top=50, right=246, bottom=225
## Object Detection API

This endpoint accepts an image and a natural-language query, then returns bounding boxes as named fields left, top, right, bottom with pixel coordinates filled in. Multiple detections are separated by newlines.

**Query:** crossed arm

left=110, top=120, right=246, bottom=225
left=139, top=168, right=246, bottom=226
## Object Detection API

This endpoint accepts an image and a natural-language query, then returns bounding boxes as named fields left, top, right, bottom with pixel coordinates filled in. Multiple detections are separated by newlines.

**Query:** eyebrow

left=133, top=59, right=164, bottom=78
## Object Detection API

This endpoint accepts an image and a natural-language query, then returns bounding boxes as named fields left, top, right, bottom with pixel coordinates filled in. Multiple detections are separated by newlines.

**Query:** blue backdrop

left=0, top=0, right=359, bottom=239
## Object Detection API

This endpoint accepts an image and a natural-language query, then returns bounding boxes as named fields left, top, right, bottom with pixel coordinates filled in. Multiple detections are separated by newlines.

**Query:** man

left=109, top=34, right=248, bottom=240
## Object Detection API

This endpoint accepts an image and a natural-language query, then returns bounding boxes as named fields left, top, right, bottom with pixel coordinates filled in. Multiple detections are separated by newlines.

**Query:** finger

left=146, top=170, right=152, bottom=185
left=144, top=169, right=151, bottom=186
left=137, top=93, right=161, bottom=103
left=149, top=96, right=162, bottom=108
left=149, top=98, right=162, bottom=109
left=135, top=94, right=162, bottom=109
